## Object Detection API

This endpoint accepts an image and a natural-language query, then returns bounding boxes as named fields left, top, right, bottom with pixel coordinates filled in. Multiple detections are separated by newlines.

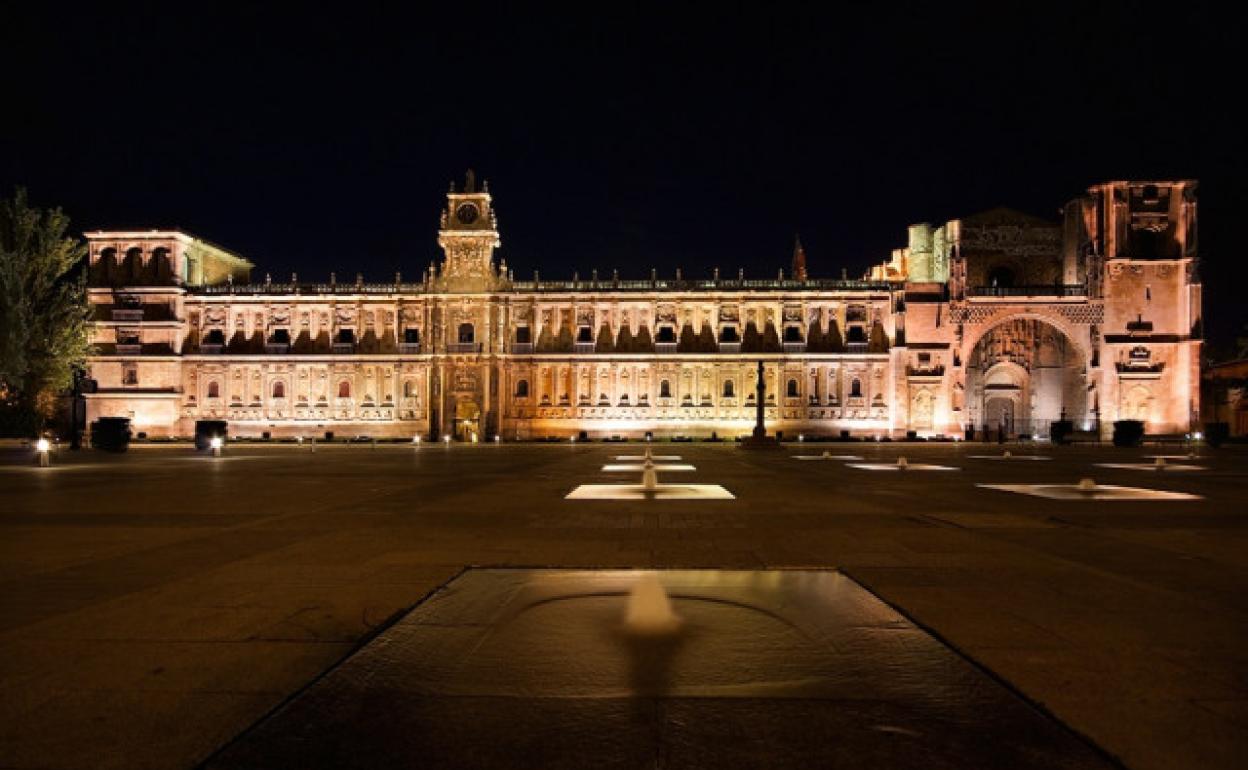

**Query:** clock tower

left=436, top=169, right=503, bottom=292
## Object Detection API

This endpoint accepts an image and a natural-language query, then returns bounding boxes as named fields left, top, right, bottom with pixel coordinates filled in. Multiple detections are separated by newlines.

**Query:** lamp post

left=35, top=438, right=50, bottom=467
left=210, top=436, right=223, bottom=457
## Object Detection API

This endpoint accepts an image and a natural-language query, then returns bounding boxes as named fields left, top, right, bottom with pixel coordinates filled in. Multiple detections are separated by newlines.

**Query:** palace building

left=83, top=176, right=1202, bottom=441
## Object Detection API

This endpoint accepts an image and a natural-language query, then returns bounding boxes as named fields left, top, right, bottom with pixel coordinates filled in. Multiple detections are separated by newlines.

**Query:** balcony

left=510, top=342, right=534, bottom=354
left=846, top=342, right=869, bottom=354
left=968, top=284, right=1086, bottom=298
left=399, top=343, right=423, bottom=354
left=655, top=342, right=678, bottom=354
left=264, top=343, right=290, bottom=354
left=718, top=342, right=741, bottom=353
left=332, top=342, right=356, bottom=354
left=111, top=308, right=144, bottom=322
left=573, top=342, right=596, bottom=354
left=446, top=342, right=481, bottom=354
left=199, top=343, right=223, bottom=354
left=783, top=342, right=806, bottom=354
left=115, top=343, right=142, bottom=356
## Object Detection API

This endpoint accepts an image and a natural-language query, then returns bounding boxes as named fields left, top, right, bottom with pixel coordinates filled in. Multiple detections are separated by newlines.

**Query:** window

left=847, top=326, right=866, bottom=343
left=515, top=379, right=529, bottom=397
left=270, top=328, right=291, bottom=344
left=337, top=328, right=355, bottom=343
left=659, top=379, right=672, bottom=398
left=850, top=378, right=862, bottom=397
left=204, top=329, right=225, bottom=344
left=458, top=323, right=474, bottom=344
left=403, top=380, right=417, bottom=398
left=783, top=326, right=803, bottom=343
left=207, top=381, right=220, bottom=399
left=987, top=266, right=1015, bottom=288
left=918, top=353, right=931, bottom=364
left=719, top=326, right=739, bottom=343
left=722, top=380, right=735, bottom=398
left=404, top=328, right=421, bottom=343
left=338, top=380, right=351, bottom=399
left=576, top=327, right=593, bottom=342
left=656, top=326, right=676, bottom=343
left=123, top=366, right=138, bottom=386
left=515, top=326, right=531, bottom=343
left=272, top=381, right=285, bottom=399
left=786, top=379, right=799, bottom=398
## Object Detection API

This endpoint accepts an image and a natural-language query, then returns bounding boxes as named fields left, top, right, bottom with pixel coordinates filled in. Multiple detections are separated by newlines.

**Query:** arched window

left=515, top=379, right=529, bottom=397
left=787, top=379, right=799, bottom=398
left=458, top=323, right=474, bottom=344
left=659, top=379, right=672, bottom=398
left=272, top=381, right=285, bottom=399
left=722, top=380, right=735, bottom=398
left=125, top=247, right=144, bottom=279
left=207, top=381, right=220, bottom=399
left=338, top=380, right=351, bottom=399
left=850, top=377, right=862, bottom=397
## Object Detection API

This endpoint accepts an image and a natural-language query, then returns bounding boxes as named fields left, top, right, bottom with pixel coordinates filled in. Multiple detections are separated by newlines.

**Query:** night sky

left=5, top=4, right=1243, bottom=353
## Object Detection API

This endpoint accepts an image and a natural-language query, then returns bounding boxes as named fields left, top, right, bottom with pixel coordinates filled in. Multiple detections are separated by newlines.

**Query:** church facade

left=83, top=177, right=1202, bottom=441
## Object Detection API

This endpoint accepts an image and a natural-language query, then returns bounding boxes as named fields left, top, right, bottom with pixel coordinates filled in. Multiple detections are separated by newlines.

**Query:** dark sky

left=5, top=4, right=1244, bottom=352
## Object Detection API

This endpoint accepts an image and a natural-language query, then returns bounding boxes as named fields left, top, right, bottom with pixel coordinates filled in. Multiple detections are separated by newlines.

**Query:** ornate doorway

left=454, top=398, right=481, bottom=442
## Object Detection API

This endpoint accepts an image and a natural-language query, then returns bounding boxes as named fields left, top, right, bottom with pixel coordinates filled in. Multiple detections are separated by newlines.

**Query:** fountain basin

left=566, top=483, right=734, bottom=500
left=207, top=569, right=1118, bottom=770
left=601, top=463, right=697, bottom=472
left=978, top=483, right=1203, bottom=501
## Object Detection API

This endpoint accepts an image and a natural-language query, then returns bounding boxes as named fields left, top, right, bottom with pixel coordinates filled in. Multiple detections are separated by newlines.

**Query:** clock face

left=456, top=203, right=479, bottom=224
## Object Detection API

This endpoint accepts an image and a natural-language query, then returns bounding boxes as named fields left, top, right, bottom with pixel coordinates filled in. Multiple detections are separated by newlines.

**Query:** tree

left=0, top=189, right=90, bottom=433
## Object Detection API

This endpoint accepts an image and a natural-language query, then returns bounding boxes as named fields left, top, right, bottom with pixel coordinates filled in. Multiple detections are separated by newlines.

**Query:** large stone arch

left=964, top=314, right=1089, bottom=435
left=962, top=309, right=1091, bottom=365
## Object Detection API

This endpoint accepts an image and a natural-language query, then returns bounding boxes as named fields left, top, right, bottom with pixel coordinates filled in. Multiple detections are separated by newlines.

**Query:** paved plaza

left=1, top=441, right=1246, bottom=769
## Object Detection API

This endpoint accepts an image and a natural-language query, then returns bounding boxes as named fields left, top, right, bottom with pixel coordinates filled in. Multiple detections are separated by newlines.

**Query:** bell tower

left=436, top=169, right=502, bottom=292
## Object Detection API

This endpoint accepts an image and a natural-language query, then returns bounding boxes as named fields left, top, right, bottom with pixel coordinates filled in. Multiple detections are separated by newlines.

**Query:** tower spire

left=792, top=234, right=808, bottom=281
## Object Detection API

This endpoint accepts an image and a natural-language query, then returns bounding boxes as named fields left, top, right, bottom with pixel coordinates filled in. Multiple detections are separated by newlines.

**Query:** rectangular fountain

left=207, top=569, right=1117, bottom=769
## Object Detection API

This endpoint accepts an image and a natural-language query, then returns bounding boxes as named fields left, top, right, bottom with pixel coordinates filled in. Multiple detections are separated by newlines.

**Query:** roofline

left=85, top=229, right=253, bottom=266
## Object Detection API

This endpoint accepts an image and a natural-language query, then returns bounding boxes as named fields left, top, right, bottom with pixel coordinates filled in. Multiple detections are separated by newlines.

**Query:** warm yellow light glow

left=35, top=438, right=50, bottom=452
left=210, top=437, right=223, bottom=449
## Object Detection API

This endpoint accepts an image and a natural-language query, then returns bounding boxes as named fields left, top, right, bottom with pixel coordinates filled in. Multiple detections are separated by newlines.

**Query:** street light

left=35, top=438, right=50, bottom=467
left=210, top=436, right=223, bottom=457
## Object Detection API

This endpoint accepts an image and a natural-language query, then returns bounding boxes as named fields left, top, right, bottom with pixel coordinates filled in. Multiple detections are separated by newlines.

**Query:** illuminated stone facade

left=84, top=178, right=1201, bottom=440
